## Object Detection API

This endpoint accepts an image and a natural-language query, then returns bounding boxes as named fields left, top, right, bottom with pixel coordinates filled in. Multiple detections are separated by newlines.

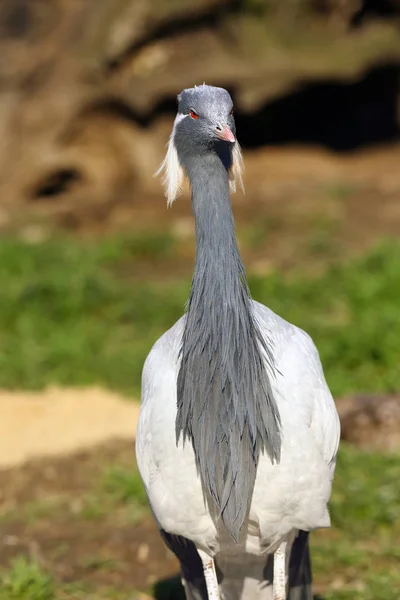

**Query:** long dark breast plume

left=176, top=166, right=282, bottom=542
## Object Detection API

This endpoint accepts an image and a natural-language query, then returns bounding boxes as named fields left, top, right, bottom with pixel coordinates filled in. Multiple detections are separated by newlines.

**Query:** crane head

left=155, top=84, right=244, bottom=206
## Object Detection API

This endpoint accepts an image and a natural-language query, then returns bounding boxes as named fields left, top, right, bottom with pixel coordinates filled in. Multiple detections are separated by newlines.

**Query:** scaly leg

left=198, top=549, right=220, bottom=600
left=273, top=541, right=288, bottom=600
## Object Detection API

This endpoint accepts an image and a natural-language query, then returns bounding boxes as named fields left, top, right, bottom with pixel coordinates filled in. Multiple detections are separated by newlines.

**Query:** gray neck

left=190, top=154, right=245, bottom=305
left=176, top=151, right=281, bottom=542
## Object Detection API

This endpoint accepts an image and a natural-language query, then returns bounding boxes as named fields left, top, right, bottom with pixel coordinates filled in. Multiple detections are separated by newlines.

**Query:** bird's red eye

left=230, top=107, right=234, bottom=116
left=190, top=110, right=199, bottom=119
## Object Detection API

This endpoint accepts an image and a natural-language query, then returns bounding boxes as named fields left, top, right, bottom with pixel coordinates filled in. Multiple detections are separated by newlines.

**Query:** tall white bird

left=136, top=84, right=340, bottom=600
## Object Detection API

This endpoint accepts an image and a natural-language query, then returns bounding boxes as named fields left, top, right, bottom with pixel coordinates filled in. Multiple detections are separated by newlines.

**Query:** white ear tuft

left=229, top=141, right=245, bottom=194
left=154, top=125, right=185, bottom=207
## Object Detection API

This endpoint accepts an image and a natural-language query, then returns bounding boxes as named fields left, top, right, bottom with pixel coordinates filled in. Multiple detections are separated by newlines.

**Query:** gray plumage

left=176, top=108, right=281, bottom=540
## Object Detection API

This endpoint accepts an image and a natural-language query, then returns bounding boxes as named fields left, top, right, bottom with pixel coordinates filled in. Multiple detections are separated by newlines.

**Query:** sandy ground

left=1, top=385, right=399, bottom=470
left=0, top=387, right=139, bottom=468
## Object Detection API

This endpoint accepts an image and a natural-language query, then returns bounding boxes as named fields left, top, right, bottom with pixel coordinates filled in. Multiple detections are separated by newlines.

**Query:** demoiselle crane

left=136, top=84, right=340, bottom=600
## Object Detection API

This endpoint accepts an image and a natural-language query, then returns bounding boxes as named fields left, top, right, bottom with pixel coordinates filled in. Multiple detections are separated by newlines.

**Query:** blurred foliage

left=0, top=556, right=54, bottom=600
left=0, top=234, right=184, bottom=395
left=0, top=235, right=398, bottom=397
left=312, top=443, right=400, bottom=600
left=79, top=462, right=149, bottom=524
left=329, top=444, right=400, bottom=535
left=101, top=465, right=148, bottom=506
left=249, top=241, right=400, bottom=396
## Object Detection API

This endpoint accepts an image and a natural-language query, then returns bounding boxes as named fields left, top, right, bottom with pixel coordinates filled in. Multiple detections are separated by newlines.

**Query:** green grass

left=0, top=234, right=185, bottom=395
left=101, top=466, right=148, bottom=505
left=0, top=557, right=54, bottom=600
left=249, top=241, right=400, bottom=396
left=0, top=556, right=145, bottom=600
left=329, top=447, right=400, bottom=534
left=312, top=443, right=400, bottom=599
left=0, top=235, right=398, bottom=398
left=77, top=460, right=150, bottom=524
left=322, top=181, right=361, bottom=202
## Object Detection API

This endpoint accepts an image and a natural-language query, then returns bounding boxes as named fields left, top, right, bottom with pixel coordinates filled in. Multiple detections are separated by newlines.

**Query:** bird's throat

left=189, top=154, right=244, bottom=292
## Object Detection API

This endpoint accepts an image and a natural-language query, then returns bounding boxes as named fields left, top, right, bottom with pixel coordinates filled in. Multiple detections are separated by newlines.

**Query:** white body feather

left=136, top=301, right=340, bottom=595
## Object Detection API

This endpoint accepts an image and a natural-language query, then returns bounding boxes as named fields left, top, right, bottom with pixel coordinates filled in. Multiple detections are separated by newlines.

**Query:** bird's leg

left=273, top=541, right=288, bottom=600
left=180, top=576, right=191, bottom=599
left=198, top=549, right=220, bottom=600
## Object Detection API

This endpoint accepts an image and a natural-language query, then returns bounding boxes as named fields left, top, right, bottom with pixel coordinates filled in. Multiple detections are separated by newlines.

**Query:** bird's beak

left=216, top=125, right=236, bottom=143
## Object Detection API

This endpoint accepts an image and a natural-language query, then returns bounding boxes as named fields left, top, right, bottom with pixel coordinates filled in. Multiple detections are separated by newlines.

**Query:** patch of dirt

left=0, top=439, right=133, bottom=508
left=0, top=441, right=180, bottom=594
left=0, top=387, right=139, bottom=469
left=105, top=143, right=400, bottom=280
left=0, top=393, right=398, bottom=597
left=240, top=144, right=400, bottom=266
left=0, top=513, right=177, bottom=591
left=337, top=394, right=400, bottom=452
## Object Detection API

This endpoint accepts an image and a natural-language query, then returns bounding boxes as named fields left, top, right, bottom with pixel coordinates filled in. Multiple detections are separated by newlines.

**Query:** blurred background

left=0, top=1, right=399, bottom=599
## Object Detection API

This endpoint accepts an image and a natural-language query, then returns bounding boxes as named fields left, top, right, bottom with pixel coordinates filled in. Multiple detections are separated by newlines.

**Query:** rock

left=336, top=394, right=400, bottom=452
left=0, top=0, right=400, bottom=231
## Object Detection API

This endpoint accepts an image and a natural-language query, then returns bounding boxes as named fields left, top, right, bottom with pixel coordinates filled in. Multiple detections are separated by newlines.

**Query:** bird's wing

left=291, top=327, right=341, bottom=468
left=253, top=300, right=340, bottom=468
